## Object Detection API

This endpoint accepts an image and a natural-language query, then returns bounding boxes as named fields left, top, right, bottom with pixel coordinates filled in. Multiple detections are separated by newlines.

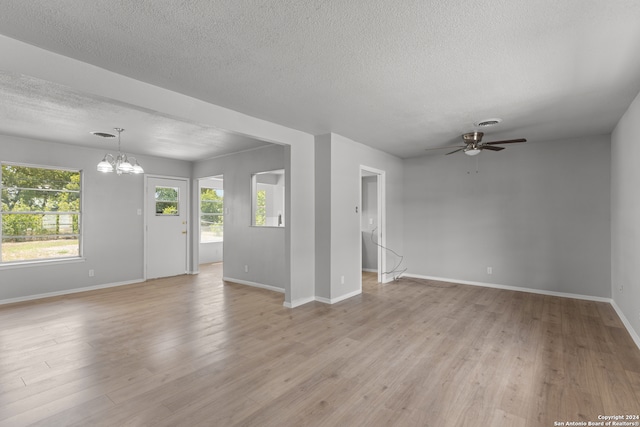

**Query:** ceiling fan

left=426, top=131, right=526, bottom=156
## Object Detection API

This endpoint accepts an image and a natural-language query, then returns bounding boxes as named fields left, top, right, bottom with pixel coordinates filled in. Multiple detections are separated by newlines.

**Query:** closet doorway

left=360, top=166, right=385, bottom=284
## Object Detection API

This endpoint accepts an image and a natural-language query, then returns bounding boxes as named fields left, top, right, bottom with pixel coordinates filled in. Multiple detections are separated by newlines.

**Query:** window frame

left=154, top=185, right=180, bottom=216
left=251, top=169, right=285, bottom=228
left=1, top=161, right=83, bottom=266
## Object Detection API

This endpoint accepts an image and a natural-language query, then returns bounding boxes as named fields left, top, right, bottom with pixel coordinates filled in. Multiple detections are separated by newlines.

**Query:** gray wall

left=0, top=134, right=191, bottom=301
left=403, top=135, right=611, bottom=297
left=199, top=240, right=223, bottom=264
left=1, top=124, right=623, bottom=316
left=193, top=144, right=286, bottom=290
left=314, top=134, right=332, bottom=299
left=316, top=133, right=404, bottom=301
left=612, top=89, right=640, bottom=339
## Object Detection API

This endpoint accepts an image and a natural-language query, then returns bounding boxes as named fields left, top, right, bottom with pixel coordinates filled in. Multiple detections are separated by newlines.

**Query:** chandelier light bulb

left=95, top=128, right=143, bottom=175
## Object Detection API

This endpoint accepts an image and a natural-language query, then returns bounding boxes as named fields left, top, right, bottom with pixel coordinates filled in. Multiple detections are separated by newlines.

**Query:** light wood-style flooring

left=1, top=264, right=639, bottom=426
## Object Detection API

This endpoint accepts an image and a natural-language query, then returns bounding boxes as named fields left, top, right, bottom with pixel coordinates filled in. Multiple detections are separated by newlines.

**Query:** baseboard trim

left=382, top=273, right=396, bottom=284
left=402, top=273, right=611, bottom=303
left=287, top=289, right=364, bottom=307
left=284, top=296, right=316, bottom=308
left=610, top=299, right=640, bottom=351
left=0, top=279, right=145, bottom=306
left=362, top=268, right=377, bottom=273
left=315, top=289, right=362, bottom=305
left=222, top=277, right=284, bottom=294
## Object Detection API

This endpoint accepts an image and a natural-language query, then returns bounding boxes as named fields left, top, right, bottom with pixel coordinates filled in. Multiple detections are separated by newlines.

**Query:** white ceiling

left=1, top=0, right=640, bottom=159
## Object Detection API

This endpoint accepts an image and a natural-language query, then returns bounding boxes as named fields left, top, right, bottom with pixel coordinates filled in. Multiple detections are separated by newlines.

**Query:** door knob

left=182, top=231, right=187, bottom=234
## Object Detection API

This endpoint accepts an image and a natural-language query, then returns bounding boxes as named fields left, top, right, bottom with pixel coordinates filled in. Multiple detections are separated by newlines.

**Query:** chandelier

left=96, top=128, right=144, bottom=175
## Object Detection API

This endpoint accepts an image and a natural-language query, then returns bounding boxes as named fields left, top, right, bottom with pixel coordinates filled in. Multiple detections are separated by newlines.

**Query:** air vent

left=475, top=118, right=502, bottom=127
left=90, top=131, right=116, bottom=138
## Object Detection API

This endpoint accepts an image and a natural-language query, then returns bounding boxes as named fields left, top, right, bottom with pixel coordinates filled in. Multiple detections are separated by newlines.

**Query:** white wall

left=193, top=145, right=286, bottom=291
left=611, top=89, right=640, bottom=342
left=315, top=133, right=404, bottom=301
left=199, top=241, right=223, bottom=264
left=0, top=134, right=191, bottom=302
left=403, top=135, right=611, bottom=298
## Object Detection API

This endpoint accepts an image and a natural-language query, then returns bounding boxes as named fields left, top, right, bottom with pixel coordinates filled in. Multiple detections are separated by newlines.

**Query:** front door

left=146, top=176, right=188, bottom=279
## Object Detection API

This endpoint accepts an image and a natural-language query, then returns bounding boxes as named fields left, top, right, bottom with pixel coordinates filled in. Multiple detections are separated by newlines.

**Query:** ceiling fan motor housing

left=463, top=131, right=483, bottom=143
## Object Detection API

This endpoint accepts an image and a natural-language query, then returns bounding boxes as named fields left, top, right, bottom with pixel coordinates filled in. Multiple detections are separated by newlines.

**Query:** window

left=155, top=186, right=179, bottom=215
left=200, top=185, right=223, bottom=243
left=251, top=169, right=285, bottom=227
left=1, top=163, right=82, bottom=264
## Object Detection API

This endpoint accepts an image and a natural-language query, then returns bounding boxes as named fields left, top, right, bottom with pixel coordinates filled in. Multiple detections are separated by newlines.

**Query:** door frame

left=144, top=174, right=191, bottom=280
left=359, top=165, right=386, bottom=287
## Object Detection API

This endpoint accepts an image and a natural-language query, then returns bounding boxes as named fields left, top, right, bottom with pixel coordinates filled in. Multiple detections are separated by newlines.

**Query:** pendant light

left=95, top=128, right=144, bottom=175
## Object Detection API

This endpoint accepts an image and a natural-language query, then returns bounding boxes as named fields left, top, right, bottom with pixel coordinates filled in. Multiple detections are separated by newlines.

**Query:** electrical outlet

left=340, top=276, right=345, bottom=285
left=619, top=284, right=624, bottom=293
left=244, top=265, right=249, bottom=273
left=88, top=269, right=94, bottom=277
left=487, top=267, right=492, bottom=275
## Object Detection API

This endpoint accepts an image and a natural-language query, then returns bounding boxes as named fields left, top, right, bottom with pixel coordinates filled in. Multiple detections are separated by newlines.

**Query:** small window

left=1, top=163, right=82, bottom=264
left=251, top=169, right=285, bottom=227
left=155, top=186, right=179, bottom=215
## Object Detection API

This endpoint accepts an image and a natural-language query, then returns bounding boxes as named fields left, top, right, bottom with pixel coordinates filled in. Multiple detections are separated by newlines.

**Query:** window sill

left=0, top=257, right=86, bottom=271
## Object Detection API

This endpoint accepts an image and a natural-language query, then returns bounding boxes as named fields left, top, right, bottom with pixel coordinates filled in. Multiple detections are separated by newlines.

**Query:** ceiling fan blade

left=484, top=138, right=527, bottom=145
left=425, top=145, right=464, bottom=151
left=445, top=148, right=464, bottom=155
left=481, top=145, right=505, bottom=151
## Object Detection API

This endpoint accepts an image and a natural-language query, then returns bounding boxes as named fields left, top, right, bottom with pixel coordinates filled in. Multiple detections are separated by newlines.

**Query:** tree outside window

left=1, top=163, right=81, bottom=263
left=200, top=187, right=223, bottom=242
left=155, top=186, right=179, bottom=215
left=255, top=189, right=266, bottom=226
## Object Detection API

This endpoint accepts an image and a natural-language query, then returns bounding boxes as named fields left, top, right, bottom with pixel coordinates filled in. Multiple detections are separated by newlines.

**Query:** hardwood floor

left=1, top=264, right=639, bottom=426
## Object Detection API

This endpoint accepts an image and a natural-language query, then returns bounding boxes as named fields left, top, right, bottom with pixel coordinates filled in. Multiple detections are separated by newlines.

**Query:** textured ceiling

left=0, top=71, right=272, bottom=161
left=1, top=0, right=640, bottom=159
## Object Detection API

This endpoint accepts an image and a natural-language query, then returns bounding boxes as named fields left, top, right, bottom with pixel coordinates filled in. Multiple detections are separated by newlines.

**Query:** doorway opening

left=360, top=166, right=385, bottom=286
left=198, top=175, right=224, bottom=266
